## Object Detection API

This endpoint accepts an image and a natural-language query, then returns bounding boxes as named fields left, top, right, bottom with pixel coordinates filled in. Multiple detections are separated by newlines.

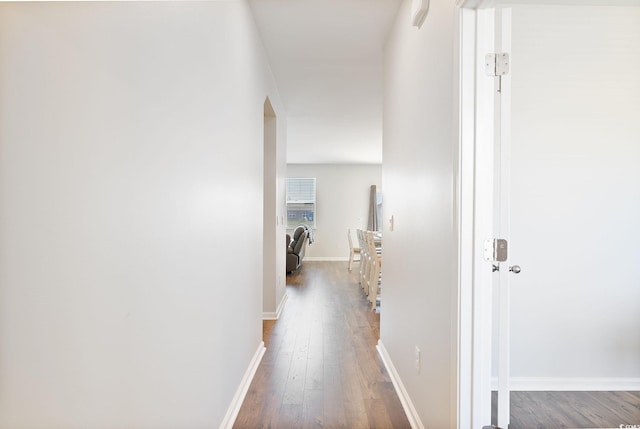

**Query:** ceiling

left=249, top=0, right=402, bottom=164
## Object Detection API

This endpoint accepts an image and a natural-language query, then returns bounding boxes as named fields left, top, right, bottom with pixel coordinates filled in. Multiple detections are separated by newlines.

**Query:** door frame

left=457, top=4, right=499, bottom=428
left=456, top=0, right=639, bottom=427
left=495, top=9, right=512, bottom=428
left=457, top=4, right=528, bottom=428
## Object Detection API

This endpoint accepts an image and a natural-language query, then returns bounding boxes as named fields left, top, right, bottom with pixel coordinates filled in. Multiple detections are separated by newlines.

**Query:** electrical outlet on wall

left=415, top=346, right=421, bottom=373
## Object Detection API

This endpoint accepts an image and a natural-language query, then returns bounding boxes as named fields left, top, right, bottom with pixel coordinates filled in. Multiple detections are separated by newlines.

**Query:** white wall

left=287, top=163, right=382, bottom=260
left=507, top=5, right=640, bottom=385
left=381, top=0, right=458, bottom=427
left=0, top=2, right=285, bottom=427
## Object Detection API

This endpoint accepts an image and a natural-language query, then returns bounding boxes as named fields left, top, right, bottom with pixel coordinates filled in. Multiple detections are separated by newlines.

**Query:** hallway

left=233, top=262, right=411, bottom=428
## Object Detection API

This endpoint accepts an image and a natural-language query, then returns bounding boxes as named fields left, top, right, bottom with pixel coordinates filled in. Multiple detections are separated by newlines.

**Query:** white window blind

left=286, top=178, right=316, bottom=228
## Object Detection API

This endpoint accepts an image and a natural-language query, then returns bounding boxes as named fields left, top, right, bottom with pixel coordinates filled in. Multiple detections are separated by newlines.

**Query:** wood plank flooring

left=493, top=390, right=640, bottom=429
left=233, top=261, right=411, bottom=429
left=233, top=261, right=639, bottom=428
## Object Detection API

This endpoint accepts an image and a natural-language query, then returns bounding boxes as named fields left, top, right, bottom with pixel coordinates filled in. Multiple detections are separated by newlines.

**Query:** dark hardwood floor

left=493, top=390, right=640, bottom=429
left=233, top=261, right=411, bottom=429
left=233, top=261, right=640, bottom=428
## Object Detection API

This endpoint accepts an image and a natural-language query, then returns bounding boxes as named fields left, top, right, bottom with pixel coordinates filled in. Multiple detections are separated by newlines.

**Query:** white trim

left=263, top=293, right=288, bottom=320
left=495, top=8, right=512, bottom=429
left=456, top=7, right=477, bottom=429
left=491, top=377, right=640, bottom=391
left=376, top=340, right=424, bottom=429
left=471, top=7, right=497, bottom=429
left=218, top=342, right=266, bottom=429
left=304, top=256, right=349, bottom=262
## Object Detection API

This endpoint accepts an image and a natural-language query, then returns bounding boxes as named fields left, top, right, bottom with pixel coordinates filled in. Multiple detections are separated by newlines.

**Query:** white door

left=490, top=4, right=640, bottom=428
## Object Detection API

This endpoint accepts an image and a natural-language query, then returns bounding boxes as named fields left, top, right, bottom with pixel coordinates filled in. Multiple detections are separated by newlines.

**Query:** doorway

left=263, top=97, right=283, bottom=326
left=460, top=2, right=640, bottom=428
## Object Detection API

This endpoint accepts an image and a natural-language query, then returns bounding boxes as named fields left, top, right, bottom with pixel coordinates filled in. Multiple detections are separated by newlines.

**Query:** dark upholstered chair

left=286, top=226, right=309, bottom=273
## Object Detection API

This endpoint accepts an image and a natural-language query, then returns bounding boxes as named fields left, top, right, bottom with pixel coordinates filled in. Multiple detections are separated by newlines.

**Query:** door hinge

left=484, top=238, right=508, bottom=262
left=485, top=53, right=510, bottom=77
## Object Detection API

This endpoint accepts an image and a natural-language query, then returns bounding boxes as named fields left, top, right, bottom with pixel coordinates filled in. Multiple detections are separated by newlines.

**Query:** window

left=286, top=177, right=316, bottom=228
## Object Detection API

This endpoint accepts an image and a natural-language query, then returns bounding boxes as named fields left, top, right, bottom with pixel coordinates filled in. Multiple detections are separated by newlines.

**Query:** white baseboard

left=263, top=293, right=288, bottom=320
left=491, top=376, right=640, bottom=391
left=377, top=340, right=424, bottom=429
left=305, top=256, right=349, bottom=262
left=219, top=342, right=266, bottom=429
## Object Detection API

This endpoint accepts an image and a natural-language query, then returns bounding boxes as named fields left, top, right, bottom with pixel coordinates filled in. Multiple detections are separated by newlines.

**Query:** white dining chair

left=347, top=228, right=361, bottom=271
left=366, top=230, right=382, bottom=310
left=357, top=229, right=370, bottom=292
